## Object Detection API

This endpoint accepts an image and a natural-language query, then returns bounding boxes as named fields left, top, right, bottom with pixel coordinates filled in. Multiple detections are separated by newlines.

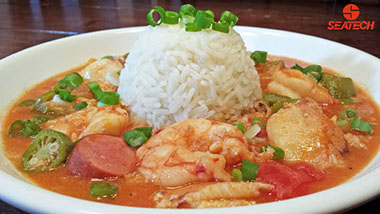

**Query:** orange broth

left=1, top=56, right=379, bottom=207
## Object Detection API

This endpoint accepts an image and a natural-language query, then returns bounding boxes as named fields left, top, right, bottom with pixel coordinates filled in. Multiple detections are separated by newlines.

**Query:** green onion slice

left=54, top=80, right=69, bottom=94
left=134, top=127, right=153, bottom=139
left=205, top=10, right=214, bottom=19
left=251, top=118, right=265, bottom=128
left=76, top=102, right=88, bottom=110
left=350, top=118, right=372, bottom=134
left=339, top=108, right=358, bottom=120
left=147, top=6, right=165, bottom=27
left=101, top=55, right=113, bottom=60
left=54, top=73, right=83, bottom=93
left=193, top=10, right=214, bottom=29
left=64, top=72, right=83, bottom=87
left=87, top=82, right=103, bottom=99
left=123, top=130, right=148, bottom=148
left=260, top=145, right=285, bottom=159
left=185, top=23, right=202, bottom=32
left=162, top=11, right=179, bottom=24
left=291, top=64, right=322, bottom=82
left=231, top=168, right=243, bottom=182
left=220, top=10, right=238, bottom=27
left=212, top=22, right=230, bottom=33
left=250, top=51, right=267, bottom=64
left=19, top=99, right=36, bottom=107
left=179, top=4, right=196, bottom=17
left=233, top=123, right=244, bottom=133
left=241, top=160, right=259, bottom=181
left=90, top=182, right=118, bottom=198
left=97, top=92, right=119, bottom=107
left=181, top=15, right=195, bottom=26
left=58, top=89, right=76, bottom=102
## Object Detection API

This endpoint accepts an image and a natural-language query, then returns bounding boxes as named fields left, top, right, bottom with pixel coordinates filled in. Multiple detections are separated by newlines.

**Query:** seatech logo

left=328, top=4, right=375, bottom=30
left=342, top=4, right=360, bottom=20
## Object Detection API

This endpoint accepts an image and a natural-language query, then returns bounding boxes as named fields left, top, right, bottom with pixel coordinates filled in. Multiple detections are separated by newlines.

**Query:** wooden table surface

left=0, top=0, right=379, bottom=213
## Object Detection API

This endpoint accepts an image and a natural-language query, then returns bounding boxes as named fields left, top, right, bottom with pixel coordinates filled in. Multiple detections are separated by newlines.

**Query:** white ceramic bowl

left=0, top=26, right=379, bottom=213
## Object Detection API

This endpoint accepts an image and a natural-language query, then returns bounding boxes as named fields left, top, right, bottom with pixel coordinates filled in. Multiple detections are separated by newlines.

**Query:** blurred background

left=0, top=0, right=379, bottom=59
left=0, top=0, right=379, bottom=213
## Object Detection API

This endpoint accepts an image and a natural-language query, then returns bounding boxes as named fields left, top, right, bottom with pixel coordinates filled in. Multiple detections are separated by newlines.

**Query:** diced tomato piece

left=257, top=161, right=323, bottom=200
left=256, top=128, right=267, bottom=138
left=154, top=128, right=163, bottom=135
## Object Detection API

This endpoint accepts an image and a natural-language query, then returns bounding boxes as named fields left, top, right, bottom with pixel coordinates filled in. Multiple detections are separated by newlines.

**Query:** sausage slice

left=67, top=134, right=136, bottom=178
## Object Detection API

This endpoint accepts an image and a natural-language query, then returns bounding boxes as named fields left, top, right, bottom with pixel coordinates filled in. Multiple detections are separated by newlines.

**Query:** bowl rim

left=0, top=26, right=379, bottom=214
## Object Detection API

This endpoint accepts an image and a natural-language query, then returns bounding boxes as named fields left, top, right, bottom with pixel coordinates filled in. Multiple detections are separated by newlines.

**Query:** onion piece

left=106, top=72, right=119, bottom=86
left=52, top=95, right=70, bottom=106
left=244, top=124, right=261, bottom=139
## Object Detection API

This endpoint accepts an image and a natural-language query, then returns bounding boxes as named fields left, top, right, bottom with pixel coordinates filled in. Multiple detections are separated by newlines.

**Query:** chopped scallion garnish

left=162, top=11, right=179, bottom=24
left=220, top=10, right=238, bottom=27
left=233, top=123, right=244, bottom=133
left=231, top=168, right=243, bottom=182
left=250, top=51, right=267, bottom=64
left=87, top=82, right=103, bottom=100
left=260, top=145, right=285, bottom=159
left=54, top=72, right=83, bottom=93
left=205, top=10, right=215, bottom=19
left=147, top=6, right=165, bottom=27
left=134, top=127, right=153, bottom=139
left=123, top=127, right=153, bottom=148
left=212, top=22, right=230, bottom=33
left=350, top=118, right=372, bottom=134
left=147, top=4, right=239, bottom=34
left=251, top=118, right=265, bottom=128
left=179, top=4, right=196, bottom=17
left=185, top=23, right=202, bottom=32
left=88, top=82, right=119, bottom=107
left=75, top=102, right=88, bottom=110
left=241, top=160, right=259, bottom=181
left=339, top=108, right=358, bottom=120
left=123, top=130, right=148, bottom=148
left=58, top=89, right=76, bottom=102
left=291, top=64, right=322, bottom=82
left=193, top=10, right=214, bottom=29
left=97, top=92, right=119, bottom=107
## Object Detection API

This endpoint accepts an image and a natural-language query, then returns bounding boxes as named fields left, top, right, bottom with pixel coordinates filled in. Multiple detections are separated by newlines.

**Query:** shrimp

left=267, top=68, right=335, bottom=104
left=43, top=106, right=129, bottom=141
left=154, top=182, right=273, bottom=208
left=80, top=58, right=123, bottom=86
left=136, top=119, right=253, bottom=187
left=266, top=99, right=347, bottom=170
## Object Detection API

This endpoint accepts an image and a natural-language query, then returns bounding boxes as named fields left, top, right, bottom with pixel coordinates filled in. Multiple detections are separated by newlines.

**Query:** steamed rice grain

left=117, top=24, right=262, bottom=128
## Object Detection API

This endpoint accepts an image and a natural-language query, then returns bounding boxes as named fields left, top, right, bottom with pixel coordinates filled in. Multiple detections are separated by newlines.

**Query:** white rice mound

left=118, top=24, right=262, bottom=128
